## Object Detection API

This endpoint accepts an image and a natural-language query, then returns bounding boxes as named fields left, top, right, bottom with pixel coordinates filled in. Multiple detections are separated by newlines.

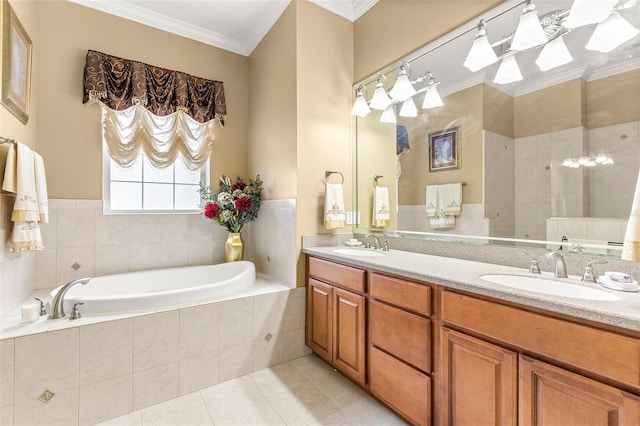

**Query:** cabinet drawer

left=370, top=273, right=431, bottom=316
left=370, top=346, right=431, bottom=426
left=370, top=300, right=431, bottom=373
left=308, top=257, right=365, bottom=294
left=441, top=290, right=640, bottom=390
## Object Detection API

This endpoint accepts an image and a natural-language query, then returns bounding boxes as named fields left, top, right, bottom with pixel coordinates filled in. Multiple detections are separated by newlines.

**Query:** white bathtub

left=51, top=261, right=256, bottom=314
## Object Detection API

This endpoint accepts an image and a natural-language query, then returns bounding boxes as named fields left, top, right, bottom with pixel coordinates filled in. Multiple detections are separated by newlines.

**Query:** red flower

left=204, top=203, right=219, bottom=219
left=232, top=182, right=246, bottom=191
left=235, top=196, right=252, bottom=212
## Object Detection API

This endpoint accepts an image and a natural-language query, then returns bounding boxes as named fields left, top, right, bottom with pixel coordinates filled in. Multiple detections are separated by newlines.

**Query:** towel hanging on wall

left=324, top=183, right=346, bottom=230
left=372, top=186, right=390, bottom=228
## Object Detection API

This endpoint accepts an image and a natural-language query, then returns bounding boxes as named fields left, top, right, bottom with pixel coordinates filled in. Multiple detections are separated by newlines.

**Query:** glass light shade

left=389, top=74, right=416, bottom=102
left=494, top=56, right=523, bottom=85
left=422, top=85, right=444, bottom=109
left=350, top=92, right=371, bottom=117
left=578, top=155, right=590, bottom=166
left=464, top=20, right=498, bottom=72
left=510, top=2, right=548, bottom=51
left=380, top=105, right=397, bottom=123
left=561, top=158, right=575, bottom=167
left=399, top=97, right=418, bottom=117
left=564, top=0, right=618, bottom=29
left=535, top=36, right=573, bottom=71
left=595, top=152, right=609, bottom=164
left=585, top=159, right=597, bottom=167
left=603, top=157, right=615, bottom=165
left=369, top=84, right=392, bottom=110
left=586, top=12, right=640, bottom=53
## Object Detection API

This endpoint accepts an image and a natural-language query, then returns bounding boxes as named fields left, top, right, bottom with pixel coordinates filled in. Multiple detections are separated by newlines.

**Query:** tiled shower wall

left=0, top=287, right=309, bottom=426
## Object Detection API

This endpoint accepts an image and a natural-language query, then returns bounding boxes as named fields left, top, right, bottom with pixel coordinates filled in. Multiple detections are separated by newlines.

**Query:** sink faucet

left=581, top=260, right=608, bottom=283
left=49, top=278, right=91, bottom=319
left=547, top=252, right=568, bottom=278
left=365, top=234, right=381, bottom=250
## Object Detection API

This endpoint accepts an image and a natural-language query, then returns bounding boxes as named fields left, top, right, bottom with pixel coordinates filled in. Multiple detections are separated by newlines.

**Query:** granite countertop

left=303, top=246, right=640, bottom=333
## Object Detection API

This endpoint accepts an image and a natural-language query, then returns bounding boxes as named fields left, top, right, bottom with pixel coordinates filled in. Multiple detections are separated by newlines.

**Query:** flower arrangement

left=200, top=175, right=263, bottom=233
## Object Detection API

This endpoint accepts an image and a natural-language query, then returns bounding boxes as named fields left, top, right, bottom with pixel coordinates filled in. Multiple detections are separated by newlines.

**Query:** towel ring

left=373, top=174, right=384, bottom=187
left=323, top=170, right=344, bottom=185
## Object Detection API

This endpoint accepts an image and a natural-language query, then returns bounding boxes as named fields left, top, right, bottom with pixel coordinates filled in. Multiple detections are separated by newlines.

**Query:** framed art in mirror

left=429, top=127, right=459, bottom=172
left=1, top=0, right=32, bottom=124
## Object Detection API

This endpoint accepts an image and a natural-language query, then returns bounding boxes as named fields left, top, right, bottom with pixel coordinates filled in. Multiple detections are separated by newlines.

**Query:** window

left=104, top=149, right=208, bottom=213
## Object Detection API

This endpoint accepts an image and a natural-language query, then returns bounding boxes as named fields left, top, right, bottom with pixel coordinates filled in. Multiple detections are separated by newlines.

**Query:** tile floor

left=95, top=354, right=407, bottom=426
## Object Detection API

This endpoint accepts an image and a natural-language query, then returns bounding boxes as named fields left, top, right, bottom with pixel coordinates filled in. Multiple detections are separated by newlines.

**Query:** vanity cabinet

left=439, top=290, right=640, bottom=426
left=306, top=257, right=366, bottom=385
left=368, top=272, right=433, bottom=426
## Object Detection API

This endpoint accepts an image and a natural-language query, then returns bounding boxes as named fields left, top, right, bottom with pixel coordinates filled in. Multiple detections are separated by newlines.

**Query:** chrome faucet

left=547, top=252, right=568, bottom=278
left=49, top=278, right=91, bottom=319
left=522, top=252, right=541, bottom=274
left=365, top=234, right=381, bottom=250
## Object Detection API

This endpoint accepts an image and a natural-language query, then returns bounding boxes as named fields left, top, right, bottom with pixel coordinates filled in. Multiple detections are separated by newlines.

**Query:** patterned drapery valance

left=83, top=50, right=226, bottom=125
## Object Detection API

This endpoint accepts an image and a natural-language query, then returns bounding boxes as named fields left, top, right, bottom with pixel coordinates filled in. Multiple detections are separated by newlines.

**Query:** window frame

left=102, top=143, right=209, bottom=215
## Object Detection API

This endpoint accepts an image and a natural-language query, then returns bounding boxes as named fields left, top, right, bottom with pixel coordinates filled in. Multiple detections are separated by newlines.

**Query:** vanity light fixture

left=350, top=85, right=371, bottom=117
left=586, top=11, right=640, bottom=53
left=380, top=105, right=397, bottom=123
left=564, top=0, right=618, bottom=28
left=422, top=73, right=444, bottom=109
left=511, top=0, right=548, bottom=51
left=389, top=62, right=417, bottom=102
left=399, top=97, right=418, bottom=117
left=463, top=19, right=499, bottom=72
left=494, top=55, right=523, bottom=85
left=535, top=35, right=573, bottom=71
left=369, top=75, right=392, bottom=110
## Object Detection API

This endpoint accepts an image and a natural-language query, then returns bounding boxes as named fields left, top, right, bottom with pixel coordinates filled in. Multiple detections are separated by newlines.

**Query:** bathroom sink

left=481, top=274, right=620, bottom=301
left=332, top=248, right=386, bottom=257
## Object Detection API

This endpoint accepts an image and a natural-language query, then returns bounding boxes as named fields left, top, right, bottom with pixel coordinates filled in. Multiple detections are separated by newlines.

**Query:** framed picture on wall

left=1, top=0, right=32, bottom=124
left=428, top=127, right=459, bottom=172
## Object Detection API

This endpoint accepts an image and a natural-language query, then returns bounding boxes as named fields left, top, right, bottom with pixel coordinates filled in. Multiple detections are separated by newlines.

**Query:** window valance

left=83, top=50, right=226, bottom=125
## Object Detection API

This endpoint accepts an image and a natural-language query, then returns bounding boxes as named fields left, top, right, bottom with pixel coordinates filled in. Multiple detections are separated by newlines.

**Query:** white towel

left=372, top=186, right=390, bottom=228
left=442, top=183, right=462, bottom=216
left=622, top=169, right=640, bottom=261
left=324, top=183, right=346, bottom=230
left=34, top=153, right=49, bottom=223
left=426, top=185, right=438, bottom=217
left=2, top=142, right=45, bottom=252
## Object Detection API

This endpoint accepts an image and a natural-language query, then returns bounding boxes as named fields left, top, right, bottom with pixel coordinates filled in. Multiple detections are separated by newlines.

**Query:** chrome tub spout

left=49, top=278, right=91, bottom=319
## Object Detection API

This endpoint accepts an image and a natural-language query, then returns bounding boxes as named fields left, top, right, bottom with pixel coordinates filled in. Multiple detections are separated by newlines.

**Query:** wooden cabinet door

left=519, top=355, right=640, bottom=426
left=439, top=328, right=517, bottom=426
left=307, top=278, right=333, bottom=363
left=333, top=287, right=366, bottom=385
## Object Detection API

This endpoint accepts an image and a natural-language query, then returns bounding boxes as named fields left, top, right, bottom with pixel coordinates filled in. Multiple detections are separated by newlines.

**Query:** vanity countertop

left=303, top=246, right=640, bottom=333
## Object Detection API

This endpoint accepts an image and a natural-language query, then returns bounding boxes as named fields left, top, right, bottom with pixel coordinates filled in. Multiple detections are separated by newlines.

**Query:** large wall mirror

left=354, top=0, right=640, bottom=257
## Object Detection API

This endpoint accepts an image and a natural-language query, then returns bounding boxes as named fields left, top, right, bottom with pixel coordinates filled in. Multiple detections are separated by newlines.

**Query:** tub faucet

left=547, top=252, right=568, bottom=279
left=365, top=234, right=381, bottom=250
left=49, top=278, right=91, bottom=319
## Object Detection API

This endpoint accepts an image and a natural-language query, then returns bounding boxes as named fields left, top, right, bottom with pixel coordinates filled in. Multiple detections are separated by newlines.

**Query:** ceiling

left=68, top=0, right=379, bottom=56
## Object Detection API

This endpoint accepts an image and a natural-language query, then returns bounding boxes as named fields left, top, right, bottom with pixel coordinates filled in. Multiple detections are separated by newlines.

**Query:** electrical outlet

left=346, top=211, right=353, bottom=224
left=356, top=212, right=361, bottom=225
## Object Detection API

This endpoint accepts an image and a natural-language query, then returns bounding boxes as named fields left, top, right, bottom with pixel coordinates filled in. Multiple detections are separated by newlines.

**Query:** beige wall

left=588, top=68, right=640, bottom=129
left=398, top=84, right=483, bottom=205
left=35, top=1, right=249, bottom=199
left=353, top=0, right=503, bottom=82
left=483, top=84, right=513, bottom=138
left=248, top=2, right=298, bottom=200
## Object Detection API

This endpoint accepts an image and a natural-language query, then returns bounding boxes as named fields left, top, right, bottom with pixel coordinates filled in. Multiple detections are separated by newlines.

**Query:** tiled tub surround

left=0, top=285, right=309, bottom=426
left=303, top=245, right=640, bottom=332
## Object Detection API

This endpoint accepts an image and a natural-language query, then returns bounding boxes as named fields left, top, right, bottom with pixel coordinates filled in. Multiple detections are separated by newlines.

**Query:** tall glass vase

left=225, top=232, right=243, bottom=262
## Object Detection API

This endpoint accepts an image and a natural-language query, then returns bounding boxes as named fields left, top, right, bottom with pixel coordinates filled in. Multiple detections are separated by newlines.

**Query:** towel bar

left=0, top=136, right=17, bottom=145
left=323, top=170, right=344, bottom=185
left=373, top=174, right=384, bottom=187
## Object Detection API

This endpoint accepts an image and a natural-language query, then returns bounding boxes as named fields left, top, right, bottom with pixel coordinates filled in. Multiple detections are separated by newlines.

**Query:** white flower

left=219, top=210, right=233, bottom=222
left=217, top=192, right=232, bottom=205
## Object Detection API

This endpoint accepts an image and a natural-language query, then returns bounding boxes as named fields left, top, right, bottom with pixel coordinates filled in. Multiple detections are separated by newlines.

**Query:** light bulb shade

left=535, top=35, right=573, bottom=71
left=561, top=158, right=575, bottom=167
left=422, top=85, right=444, bottom=109
left=350, top=90, right=371, bottom=117
left=595, top=152, right=609, bottom=164
left=370, top=85, right=392, bottom=110
left=586, top=12, right=640, bottom=53
left=564, top=0, right=618, bottom=29
left=389, top=74, right=416, bottom=102
left=510, top=2, right=548, bottom=51
left=399, top=97, right=418, bottom=117
left=578, top=155, right=590, bottom=165
left=494, top=56, right=523, bottom=85
left=380, top=105, right=397, bottom=123
left=463, top=20, right=499, bottom=72
left=603, top=157, right=615, bottom=165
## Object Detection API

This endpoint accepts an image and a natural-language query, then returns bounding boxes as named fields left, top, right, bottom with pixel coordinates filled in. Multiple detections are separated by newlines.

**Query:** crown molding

left=309, top=0, right=379, bottom=21
left=68, top=0, right=290, bottom=56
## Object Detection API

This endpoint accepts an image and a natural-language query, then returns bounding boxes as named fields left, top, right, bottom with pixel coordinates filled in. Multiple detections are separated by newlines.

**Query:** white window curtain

left=101, top=104, right=215, bottom=170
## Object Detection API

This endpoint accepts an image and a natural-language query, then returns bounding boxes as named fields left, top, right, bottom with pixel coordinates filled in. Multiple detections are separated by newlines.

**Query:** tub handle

left=69, top=303, right=84, bottom=320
